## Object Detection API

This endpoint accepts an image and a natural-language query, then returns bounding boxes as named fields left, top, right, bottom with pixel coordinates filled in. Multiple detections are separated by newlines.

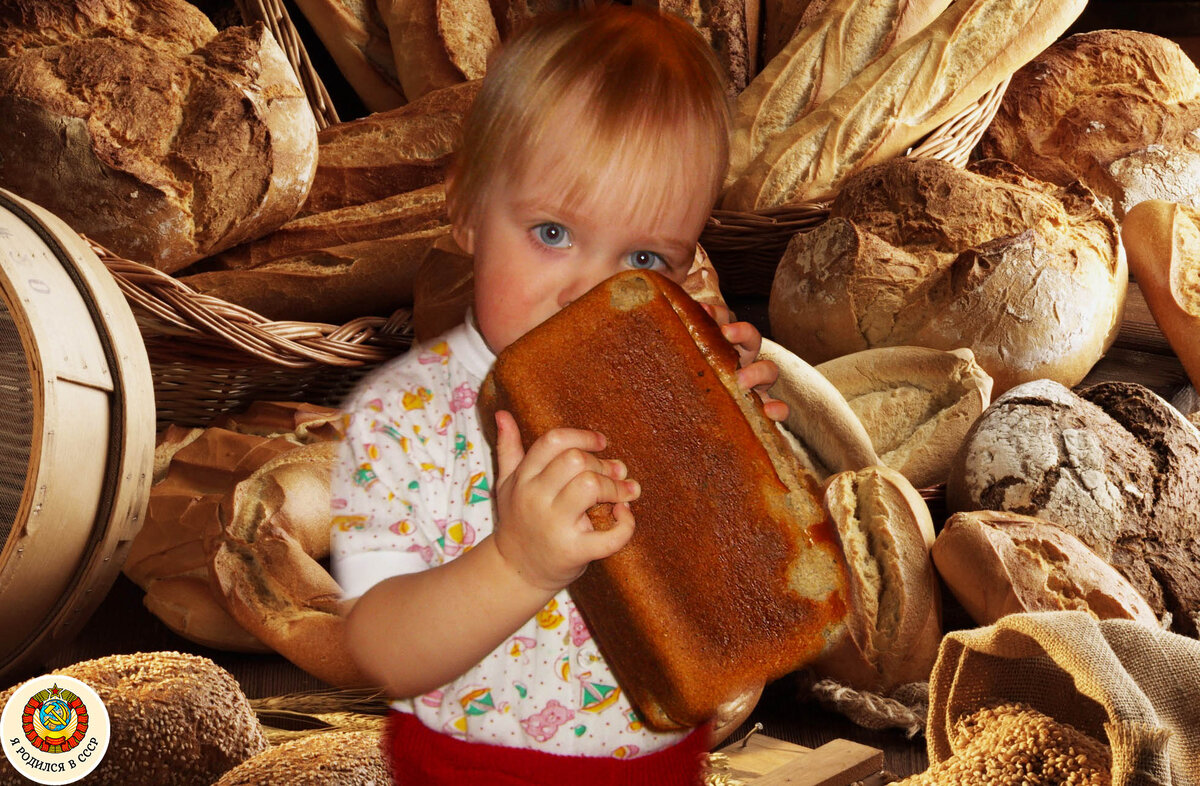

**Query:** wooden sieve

left=0, top=189, right=155, bottom=683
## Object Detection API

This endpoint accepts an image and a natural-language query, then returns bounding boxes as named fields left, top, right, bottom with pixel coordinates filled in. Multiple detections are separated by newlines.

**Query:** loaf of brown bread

left=980, top=30, right=1200, bottom=220
left=947, top=379, right=1200, bottom=637
left=478, top=269, right=849, bottom=729
left=0, top=0, right=318, bottom=273
left=290, top=0, right=405, bottom=112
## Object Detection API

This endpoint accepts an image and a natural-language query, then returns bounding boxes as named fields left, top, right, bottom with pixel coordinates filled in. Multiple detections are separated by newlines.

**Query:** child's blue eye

left=535, top=223, right=572, bottom=248
left=627, top=250, right=665, bottom=270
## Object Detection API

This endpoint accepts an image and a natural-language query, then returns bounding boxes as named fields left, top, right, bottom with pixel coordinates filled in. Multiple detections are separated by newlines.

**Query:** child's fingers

left=762, top=396, right=790, bottom=422
left=519, top=427, right=608, bottom=477
left=579, top=501, right=637, bottom=561
left=736, top=358, right=780, bottom=392
left=721, top=320, right=762, bottom=358
left=494, top=411, right=526, bottom=484
left=555, top=469, right=640, bottom=516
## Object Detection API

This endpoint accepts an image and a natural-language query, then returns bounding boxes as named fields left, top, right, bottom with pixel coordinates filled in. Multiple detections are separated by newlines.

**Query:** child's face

left=456, top=121, right=715, bottom=355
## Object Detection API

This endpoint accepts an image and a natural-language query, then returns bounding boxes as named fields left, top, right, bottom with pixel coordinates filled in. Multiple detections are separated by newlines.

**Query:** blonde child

left=332, top=6, right=785, bottom=783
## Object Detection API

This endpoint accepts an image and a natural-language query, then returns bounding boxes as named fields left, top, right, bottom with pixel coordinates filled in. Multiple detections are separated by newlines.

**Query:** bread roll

left=290, top=0, right=406, bottom=112
left=212, top=730, right=390, bottom=785
left=727, top=0, right=951, bottom=185
left=769, top=157, right=1125, bottom=395
left=980, top=30, right=1200, bottom=220
left=947, top=379, right=1200, bottom=637
left=721, top=0, right=1087, bottom=210
left=376, top=0, right=497, bottom=102
left=478, top=269, right=849, bottom=729
left=0, top=652, right=267, bottom=786
left=0, top=0, right=318, bottom=273
left=300, top=81, right=479, bottom=215
left=811, top=465, right=941, bottom=691
left=933, top=511, right=1159, bottom=628
left=815, top=346, right=992, bottom=488
left=207, top=441, right=368, bottom=687
left=1122, top=199, right=1200, bottom=395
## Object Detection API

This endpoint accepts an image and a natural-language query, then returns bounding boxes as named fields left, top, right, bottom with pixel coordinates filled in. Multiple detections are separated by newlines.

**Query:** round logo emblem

left=2, top=675, right=109, bottom=784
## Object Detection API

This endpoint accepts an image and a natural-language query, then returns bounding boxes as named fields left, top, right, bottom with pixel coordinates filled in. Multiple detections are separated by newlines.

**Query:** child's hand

left=491, top=411, right=639, bottom=592
left=702, top=303, right=790, bottom=422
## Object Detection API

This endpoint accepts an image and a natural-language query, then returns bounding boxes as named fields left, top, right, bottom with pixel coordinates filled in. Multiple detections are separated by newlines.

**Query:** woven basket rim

left=94, top=240, right=411, bottom=370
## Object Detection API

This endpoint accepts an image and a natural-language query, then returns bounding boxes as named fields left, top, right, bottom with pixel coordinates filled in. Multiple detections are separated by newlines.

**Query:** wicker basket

left=237, top=0, right=340, bottom=128
left=96, top=245, right=413, bottom=428
left=701, top=77, right=1012, bottom=297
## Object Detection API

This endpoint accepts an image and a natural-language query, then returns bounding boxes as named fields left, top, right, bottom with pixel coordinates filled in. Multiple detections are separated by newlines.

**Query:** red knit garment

left=384, top=709, right=709, bottom=785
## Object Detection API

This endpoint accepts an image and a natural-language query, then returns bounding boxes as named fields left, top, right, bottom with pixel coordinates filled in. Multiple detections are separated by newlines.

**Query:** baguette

left=291, top=0, right=406, bottom=112
left=478, top=270, right=849, bottom=729
left=727, top=0, right=951, bottom=185
left=1121, top=200, right=1200, bottom=394
left=301, top=81, right=479, bottom=215
left=209, top=184, right=446, bottom=271
left=722, top=0, right=1087, bottom=210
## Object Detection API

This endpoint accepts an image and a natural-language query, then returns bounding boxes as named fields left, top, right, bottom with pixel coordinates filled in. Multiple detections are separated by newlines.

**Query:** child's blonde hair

left=446, top=4, right=731, bottom=231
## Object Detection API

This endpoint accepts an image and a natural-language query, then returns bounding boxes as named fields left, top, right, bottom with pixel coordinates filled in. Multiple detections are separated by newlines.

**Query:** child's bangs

left=521, top=95, right=724, bottom=230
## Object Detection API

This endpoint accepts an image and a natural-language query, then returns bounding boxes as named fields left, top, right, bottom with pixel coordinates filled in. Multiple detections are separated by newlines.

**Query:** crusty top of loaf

left=479, top=270, right=848, bottom=728
left=980, top=29, right=1200, bottom=218
left=0, top=0, right=215, bottom=56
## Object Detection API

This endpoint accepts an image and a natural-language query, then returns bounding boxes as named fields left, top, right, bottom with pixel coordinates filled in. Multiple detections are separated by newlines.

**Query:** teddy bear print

left=521, top=700, right=575, bottom=743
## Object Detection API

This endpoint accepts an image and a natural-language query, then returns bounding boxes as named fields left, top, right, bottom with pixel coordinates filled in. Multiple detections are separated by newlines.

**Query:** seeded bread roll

left=212, top=730, right=390, bottom=785
left=478, top=269, right=849, bottom=729
left=811, top=465, right=941, bottom=691
left=980, top=30, right=1200, bottom=220
left=769, top=157, right=1125, bottom=396
left=0, top=652, right=267, bottom=786
left=947, top=379, right=1200, bottom=637
left=933, top=511, right=1160, bottom=628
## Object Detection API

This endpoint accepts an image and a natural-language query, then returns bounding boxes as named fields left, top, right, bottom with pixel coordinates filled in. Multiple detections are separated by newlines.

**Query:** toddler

left=332, top=5, right=784, bottom=784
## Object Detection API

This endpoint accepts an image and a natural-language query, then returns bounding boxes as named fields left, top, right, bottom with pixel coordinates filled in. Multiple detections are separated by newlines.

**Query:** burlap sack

left=927, top=611, right=1200, bottom=786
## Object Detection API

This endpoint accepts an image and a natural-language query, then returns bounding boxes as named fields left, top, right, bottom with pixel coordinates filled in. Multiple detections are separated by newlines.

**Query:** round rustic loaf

left=947, top=379, right=1200, bottom=637
left=769, top=157, right=1125, bottom=395
left=0, top=0, right=318, bottom=273
left=0, top=651, right=267, bottom=786
left=980, top=29, right=1200, bottom=220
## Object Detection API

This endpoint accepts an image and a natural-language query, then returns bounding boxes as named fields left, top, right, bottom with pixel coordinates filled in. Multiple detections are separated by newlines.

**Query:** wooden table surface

left=16, top=279, right=1192, bottom=783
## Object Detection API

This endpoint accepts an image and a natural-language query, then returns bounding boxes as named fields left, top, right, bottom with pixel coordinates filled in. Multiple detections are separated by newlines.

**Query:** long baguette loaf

left=727, top=0, right=951, bottom=185
left=291, top=0, right=405, bottom=112
left=1121, top=200, right=1200, bottom=394
left=722, top=0, right=1086, bottom=210
left=478, top=270, right=849, bottom=729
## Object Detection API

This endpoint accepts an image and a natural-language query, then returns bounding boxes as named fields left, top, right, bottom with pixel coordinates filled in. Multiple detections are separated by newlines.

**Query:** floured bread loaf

left=478, top=269, right=849, bottom=729
left=980, top=30, right=1200, bottom=220
left=769, top=157, right=1125, bottom=395
left=947, top=379, right=1200, bottom=637
left=0, top=0, right=318, bottom=273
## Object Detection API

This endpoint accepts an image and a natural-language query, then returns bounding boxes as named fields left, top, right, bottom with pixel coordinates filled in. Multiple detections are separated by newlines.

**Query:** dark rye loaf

left=947, top=379, right=1200, bottom=637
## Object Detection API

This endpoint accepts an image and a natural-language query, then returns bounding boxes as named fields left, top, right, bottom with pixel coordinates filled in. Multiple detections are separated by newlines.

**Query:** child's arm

left=344, top=413, right=638, bottom=699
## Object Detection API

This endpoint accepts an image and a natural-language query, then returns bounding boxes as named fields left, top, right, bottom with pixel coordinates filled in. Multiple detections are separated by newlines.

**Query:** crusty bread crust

left=478, top=270, right=848, bottom=729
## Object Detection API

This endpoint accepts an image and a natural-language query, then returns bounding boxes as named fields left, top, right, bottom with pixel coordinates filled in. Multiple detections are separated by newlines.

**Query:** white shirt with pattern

left=331, top=320, right=688, bottom=758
